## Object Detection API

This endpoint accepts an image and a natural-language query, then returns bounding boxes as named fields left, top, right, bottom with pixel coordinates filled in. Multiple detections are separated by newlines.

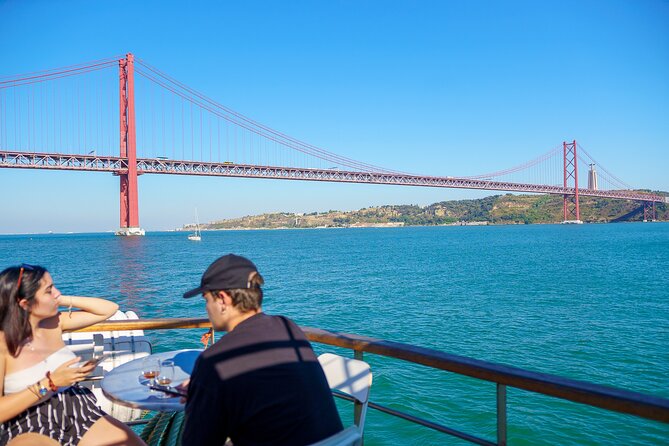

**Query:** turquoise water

left=1, top=223, right=668, bottom=445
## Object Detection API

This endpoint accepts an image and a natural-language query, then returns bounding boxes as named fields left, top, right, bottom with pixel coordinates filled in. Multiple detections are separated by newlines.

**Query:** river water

left=1, top=223, right=668, bottom=445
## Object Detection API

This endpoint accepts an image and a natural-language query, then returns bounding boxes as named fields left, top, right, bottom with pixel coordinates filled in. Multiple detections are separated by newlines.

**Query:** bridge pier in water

left=643, top=201, right=656, bottom=222
left=115, top=53, right=144, bottom=236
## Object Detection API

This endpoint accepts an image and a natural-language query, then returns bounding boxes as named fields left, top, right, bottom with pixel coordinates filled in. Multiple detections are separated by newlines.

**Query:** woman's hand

left=176, top=379, right=190, bottom=403
left=49, top=357, right=97, bottom=388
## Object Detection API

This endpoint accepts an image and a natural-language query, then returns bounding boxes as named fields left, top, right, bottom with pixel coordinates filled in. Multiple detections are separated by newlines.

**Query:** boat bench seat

left=62, top=310, right=152, bottom=422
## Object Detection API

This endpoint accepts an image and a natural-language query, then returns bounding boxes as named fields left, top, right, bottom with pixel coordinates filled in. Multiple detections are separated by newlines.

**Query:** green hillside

left=193, top=192, right=668, bottom=230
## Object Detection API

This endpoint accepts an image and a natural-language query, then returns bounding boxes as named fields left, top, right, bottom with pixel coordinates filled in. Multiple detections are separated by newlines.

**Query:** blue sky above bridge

left=0, top=0, right=667, bottom=233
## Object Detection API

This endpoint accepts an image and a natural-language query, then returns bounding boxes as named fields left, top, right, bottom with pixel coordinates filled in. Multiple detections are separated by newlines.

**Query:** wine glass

left=156, top=360, right=175, bottom=398
left=140, top=357, right=161, bottom=394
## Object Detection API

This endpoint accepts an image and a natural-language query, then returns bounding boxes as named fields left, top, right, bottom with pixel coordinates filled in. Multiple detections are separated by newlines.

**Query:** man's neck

left=226, top=309, right=262, bottom=332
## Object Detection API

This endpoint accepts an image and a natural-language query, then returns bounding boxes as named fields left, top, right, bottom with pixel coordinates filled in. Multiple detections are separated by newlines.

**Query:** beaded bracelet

left=27, top=383, right=40, bottom=398
left=45, top=371, right=58, bottom=392
left=28, top=380, right=49, bottom=397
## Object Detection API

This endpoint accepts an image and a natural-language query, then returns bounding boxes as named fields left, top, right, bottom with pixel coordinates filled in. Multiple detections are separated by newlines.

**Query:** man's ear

left=215, top=291, right=232, bottom=306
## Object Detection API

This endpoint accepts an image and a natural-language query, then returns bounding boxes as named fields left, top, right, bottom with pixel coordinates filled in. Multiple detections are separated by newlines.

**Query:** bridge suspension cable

left=134, top=58, right=404, bottom=174
left=576, top=143, right=633, bottom=191
left=465, top=145, right=563, bottom=180
left=464, top=142, right=640, bottom=193
left=0, top=57, right=121, bottom=89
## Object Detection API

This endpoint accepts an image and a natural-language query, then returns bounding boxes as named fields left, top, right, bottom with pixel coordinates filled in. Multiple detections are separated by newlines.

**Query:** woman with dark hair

left=0, top=264, right=145, bottom=446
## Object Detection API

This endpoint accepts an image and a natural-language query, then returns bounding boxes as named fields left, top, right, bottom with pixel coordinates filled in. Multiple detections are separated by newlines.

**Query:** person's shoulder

left=263, top=313, right=297, bottom=324
left=252, top=313, right=299, bottom=329
left=273, top=314, right=301, bottom=328
left=264, top=314, right=308, bottom=338
left=0, top=331, right=7, bottom=357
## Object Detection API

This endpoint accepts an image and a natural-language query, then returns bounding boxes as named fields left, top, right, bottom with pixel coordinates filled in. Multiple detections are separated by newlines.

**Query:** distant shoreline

left=184, top=193, right=667, bottom=232
left=3, top=219, right=668, bottom=237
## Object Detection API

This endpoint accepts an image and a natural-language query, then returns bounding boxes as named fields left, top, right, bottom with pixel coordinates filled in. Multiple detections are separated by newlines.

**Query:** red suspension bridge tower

left=563, top=140, right=582, bottom=224
left=116, top=53, right=144, bottom=236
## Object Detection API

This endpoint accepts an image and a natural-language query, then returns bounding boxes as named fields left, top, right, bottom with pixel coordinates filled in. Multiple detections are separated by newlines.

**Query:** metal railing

left=78, top=318, right=669, bottom=445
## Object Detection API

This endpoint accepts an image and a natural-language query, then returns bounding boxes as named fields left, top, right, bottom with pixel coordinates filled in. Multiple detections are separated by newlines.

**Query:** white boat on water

left=188, top=209, right=202, bottom=241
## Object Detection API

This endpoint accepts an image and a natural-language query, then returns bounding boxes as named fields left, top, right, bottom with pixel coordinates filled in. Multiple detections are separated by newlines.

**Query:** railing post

left=497, top=384, right=507, bottom=446
left=353, top=349, right=364, bottom=443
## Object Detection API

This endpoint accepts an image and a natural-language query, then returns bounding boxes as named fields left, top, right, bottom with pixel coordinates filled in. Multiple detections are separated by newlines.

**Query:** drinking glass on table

left=156, top=360, right=175, bottom=399
left=141, top=357, right=161, bottom=393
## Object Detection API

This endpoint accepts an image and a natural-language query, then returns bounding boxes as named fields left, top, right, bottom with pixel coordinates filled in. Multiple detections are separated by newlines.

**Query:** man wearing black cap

left=181, top=254, right=343, bottom=445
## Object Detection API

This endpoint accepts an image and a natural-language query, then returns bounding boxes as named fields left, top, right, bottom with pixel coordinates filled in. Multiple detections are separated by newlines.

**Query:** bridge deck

left=0, top=150, right=664, bottom=203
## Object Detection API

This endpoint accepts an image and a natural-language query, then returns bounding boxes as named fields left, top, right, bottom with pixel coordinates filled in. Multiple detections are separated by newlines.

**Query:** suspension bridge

left=0, top=54, right=665, bottom=235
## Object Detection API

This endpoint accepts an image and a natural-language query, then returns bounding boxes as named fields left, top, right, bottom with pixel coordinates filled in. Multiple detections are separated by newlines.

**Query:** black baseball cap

left=183, top=254, right=259, bottom=298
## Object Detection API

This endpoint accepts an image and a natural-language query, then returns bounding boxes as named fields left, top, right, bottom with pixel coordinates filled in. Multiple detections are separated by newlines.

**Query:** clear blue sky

left=0, top=0, right=667, bottom=233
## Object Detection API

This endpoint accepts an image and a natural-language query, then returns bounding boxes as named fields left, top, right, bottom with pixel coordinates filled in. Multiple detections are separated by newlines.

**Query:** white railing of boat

left=78, top=318, right=669, bottom=446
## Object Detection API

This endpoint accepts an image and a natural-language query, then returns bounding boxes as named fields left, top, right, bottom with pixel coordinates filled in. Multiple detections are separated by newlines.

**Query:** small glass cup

left=140, top=357, right=161, bottom=394
left=156, top=360, right=175, bottom=399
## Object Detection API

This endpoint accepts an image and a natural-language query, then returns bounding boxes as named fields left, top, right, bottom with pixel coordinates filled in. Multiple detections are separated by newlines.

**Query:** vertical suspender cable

left=28, top=83, right=32, bottom=150
left=12, top=88, right=21, bottom=150
left=0, top=90, right=3, bottom=149
left=71, top=78, right=75, bottom=153
left=38, top=82, right=42, bottom=151
left=31, top=83, right=35, bottom=151
left=151, top=80, right=156, bottom=158
left=181, top=98, right=184, bottom=160
left=0, top=90, right=4, bottom=150
left=84, top=76, right=88, bottom=153
left=108, top=72, right=112, bottom=156
left=0, top=90, right=3, bottom=150
left=57, top=79, right=61, bottom=151
left=98, top=71, right=102, bottom=155
left=43, top=80, right=47, bottom=151
left=77, top=77, right=81, bottom=153
left=17, top=86, right=21, bottom=150
left=190, top=102, right=194, bottom=160
left=162, top=89, right=165, bottom=158
left=172, top=93, right=175, bottom=160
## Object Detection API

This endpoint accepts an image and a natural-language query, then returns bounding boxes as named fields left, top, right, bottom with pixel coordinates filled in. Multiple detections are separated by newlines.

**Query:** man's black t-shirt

left=183, top=313, right=343, bottom=446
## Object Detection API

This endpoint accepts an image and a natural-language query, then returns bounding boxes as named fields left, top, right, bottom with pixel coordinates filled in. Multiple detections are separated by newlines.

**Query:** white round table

left=101, top=349, right=202, bottom=411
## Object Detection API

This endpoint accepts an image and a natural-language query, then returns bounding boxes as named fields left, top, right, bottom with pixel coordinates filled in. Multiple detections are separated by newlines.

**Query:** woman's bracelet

left=68, top=296, right=73, bottom=318
left=46, top=371, right=59, bottom=392
left=27, top=383, right=40, bottom=398
left=28, top=380, right=49, bottom=398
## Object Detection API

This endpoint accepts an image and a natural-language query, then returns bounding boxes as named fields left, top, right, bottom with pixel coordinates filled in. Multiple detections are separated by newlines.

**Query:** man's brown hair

left=215, top=271, right=264, bottom=312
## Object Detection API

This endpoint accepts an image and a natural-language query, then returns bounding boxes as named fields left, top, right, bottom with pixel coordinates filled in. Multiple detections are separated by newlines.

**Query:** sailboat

left=187, top=209, right=202, bottom=241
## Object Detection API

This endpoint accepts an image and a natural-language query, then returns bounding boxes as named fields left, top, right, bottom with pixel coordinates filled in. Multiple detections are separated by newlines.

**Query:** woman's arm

left=58, top=295, right=119, bottom=332
left=0, top=375, right=51, bottom=423
left=1, top=335, right=47, bottom=422
left=0, top=350, right=97, bottom=423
